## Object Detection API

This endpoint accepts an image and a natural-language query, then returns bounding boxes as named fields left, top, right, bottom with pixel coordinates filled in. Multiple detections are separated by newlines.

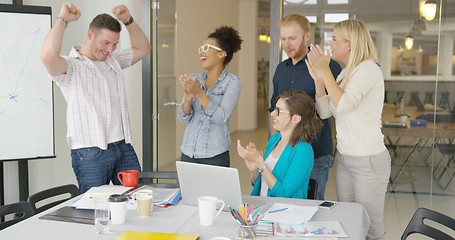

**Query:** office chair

left=307, top=178, right=318, bottom=200
left=0, top=201, right=35, bottom=230
left=138, top=171, right=180, bottom=188
left=27, top=184, right=80, bottom=214
left=401, top=207, right=455, bottom=239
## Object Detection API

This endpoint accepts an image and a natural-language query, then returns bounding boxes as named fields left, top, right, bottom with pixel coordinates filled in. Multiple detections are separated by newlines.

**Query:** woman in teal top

left=238, top=90, right=322, bottom=199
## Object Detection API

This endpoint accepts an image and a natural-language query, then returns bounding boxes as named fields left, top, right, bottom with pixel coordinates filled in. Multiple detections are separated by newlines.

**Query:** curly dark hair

left=208, top=26, right=243, bottom=66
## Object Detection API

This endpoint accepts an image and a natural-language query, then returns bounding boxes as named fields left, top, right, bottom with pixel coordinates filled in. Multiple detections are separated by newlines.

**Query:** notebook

left=115, top=231, right=199, bottom=240
left=39, top=206, right=94, bottom=225
left=176, top=161, right=264, bottom=211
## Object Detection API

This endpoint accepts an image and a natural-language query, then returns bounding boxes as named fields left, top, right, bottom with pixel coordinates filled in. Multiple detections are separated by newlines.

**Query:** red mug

left=117, top=170, right=139, bottom=187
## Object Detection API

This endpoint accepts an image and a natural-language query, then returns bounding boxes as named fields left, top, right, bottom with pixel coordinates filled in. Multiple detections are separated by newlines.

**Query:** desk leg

left=1, top=161, right=4, bottom=222
left=391, top=137, right=425, bottom=188
left=18, top=160, right=29, bottom=201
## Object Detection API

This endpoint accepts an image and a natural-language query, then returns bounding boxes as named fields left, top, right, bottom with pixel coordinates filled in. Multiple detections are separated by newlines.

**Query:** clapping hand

left=179, top=74, right=201, bottom=100
left=305, top=44, right=331, bottom=85
left=112, top=5, right=131, bottom=23
left=59, top=3, right=81, bottom=22
left=237, top=140, right=264, bottom=173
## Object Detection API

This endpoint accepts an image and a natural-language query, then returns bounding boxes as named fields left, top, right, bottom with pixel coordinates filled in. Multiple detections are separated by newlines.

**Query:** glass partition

left=279, top=0, right=455, bottom=238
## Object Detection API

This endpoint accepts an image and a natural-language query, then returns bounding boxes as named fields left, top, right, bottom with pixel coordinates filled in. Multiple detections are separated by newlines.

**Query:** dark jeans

left=181, top=151, right=230, bottom=167
left=309, top=154, right=334, bottom=200
left=71, top=140, right=141, bottom=193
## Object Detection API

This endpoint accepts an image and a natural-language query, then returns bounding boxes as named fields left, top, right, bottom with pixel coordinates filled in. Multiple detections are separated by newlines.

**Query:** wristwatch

left=257, top=165, right=267, bottom=173
left=124, top=16, right=134, bottom=26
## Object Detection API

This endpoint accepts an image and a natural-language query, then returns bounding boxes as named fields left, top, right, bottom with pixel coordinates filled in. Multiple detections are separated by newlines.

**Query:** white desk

left=0, top=196, right=369, bottom=239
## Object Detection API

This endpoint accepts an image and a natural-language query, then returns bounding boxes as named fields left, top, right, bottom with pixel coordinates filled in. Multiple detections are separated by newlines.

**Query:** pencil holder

left=235, top=223, right=257, bottom=239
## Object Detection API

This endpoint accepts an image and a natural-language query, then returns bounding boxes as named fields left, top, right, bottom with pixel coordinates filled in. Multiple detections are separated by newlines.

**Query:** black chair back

left=0, top=201, right=35, bottom=230
left=401, top=207, right=455, bottom=239
left=27, top=184, right=80, bottom=214
left=138, top=171, right=180, bottom=188
left=307, top=178, right=318, bottom=200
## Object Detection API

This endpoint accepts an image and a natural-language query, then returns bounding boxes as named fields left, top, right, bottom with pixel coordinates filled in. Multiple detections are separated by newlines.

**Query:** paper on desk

left=274, top=221, right=348, bottom=238
left=72, top=185, right=133, bottom=209
left=261, top=203, right=318, bottom=225
left=84, top=185, right=133, bottom=197
left=130, top=185, right=180, bottom=204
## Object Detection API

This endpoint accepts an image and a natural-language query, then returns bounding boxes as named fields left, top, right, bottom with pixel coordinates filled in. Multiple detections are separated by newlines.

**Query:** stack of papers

left=260, top=203, right=318, bottom=225
left=73, top=185, right=133, bottom=209
left=72, top=185, right=182, bottom=210
left=128, top=185, right=181, bottom=207
left=274, top=221, right=348, bottom=238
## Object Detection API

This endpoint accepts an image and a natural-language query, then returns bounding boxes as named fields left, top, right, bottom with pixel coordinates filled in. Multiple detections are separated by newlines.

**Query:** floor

left=166, top=98, right=455, bottom=239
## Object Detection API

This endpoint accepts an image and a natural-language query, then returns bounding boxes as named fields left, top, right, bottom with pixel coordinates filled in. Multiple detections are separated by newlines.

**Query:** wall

left=174, top=0, right=241, bottom=157
left=2, top=0, right=144, bottom=202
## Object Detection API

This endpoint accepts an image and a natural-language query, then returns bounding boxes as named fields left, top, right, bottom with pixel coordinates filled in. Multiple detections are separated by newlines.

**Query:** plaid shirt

left=51, top=46, right=134, bottom=150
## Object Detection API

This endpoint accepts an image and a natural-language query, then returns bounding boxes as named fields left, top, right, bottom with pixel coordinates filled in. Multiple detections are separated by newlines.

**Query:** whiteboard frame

left=0, top=4, right=55, bottom=161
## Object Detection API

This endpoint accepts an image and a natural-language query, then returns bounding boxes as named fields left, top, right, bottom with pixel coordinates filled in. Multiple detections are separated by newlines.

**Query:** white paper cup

left=400, top=115, right=408, bottom=124
left=198, top=196, right=225, bottom=226
left=109, top=194, right=128, bottom=224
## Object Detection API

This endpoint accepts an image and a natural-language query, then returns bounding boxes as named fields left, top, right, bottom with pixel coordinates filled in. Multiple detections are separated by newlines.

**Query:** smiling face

left=328, top=29, right=351, bottom=65
left=270, top=98, right=293, bottom=133
left=199, top=38, right=225, bottom=70
left=87, top=28, right=120, bottom=61
left=280, top=22, right=310, bottom=63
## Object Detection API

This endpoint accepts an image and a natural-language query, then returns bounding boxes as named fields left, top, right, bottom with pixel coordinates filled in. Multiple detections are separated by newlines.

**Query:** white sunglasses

left=198, top=44, right=224, bottom=55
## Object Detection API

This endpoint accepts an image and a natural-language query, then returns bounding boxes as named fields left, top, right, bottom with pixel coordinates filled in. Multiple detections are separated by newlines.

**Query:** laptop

left=176, top=161, right=264, bottom=211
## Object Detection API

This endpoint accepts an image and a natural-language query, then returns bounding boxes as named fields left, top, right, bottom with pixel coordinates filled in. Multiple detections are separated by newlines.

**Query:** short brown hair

left=280, top=14, right=311, bottom=33
left=275, top=90, right=322, bottom=148
left=89, top=13, right=121, bottom=33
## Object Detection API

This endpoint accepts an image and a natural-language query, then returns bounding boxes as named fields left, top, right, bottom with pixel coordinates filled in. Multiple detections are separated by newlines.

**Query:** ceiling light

left=421, top=0, right=437, bottom=21
left=267, top=36, right=271, bottom=44
left=405, top=34, right=414, bottom=50
left=161, top=42, right=169, bottom=48
left=259, top=28, right=267, bottom=42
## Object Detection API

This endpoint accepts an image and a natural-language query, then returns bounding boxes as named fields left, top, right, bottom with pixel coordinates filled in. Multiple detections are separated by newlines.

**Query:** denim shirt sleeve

left=204, top=75, right=241, bottom=124
left=177, top=96, right=193, bottom=123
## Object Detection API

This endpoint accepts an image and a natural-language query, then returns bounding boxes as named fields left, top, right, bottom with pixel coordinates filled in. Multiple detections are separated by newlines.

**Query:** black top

left=269, top=54, right=342, bottom=158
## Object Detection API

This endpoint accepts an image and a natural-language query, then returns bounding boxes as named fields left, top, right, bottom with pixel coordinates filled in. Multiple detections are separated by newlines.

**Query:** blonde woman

left=306, top=19, right=391, bottom=240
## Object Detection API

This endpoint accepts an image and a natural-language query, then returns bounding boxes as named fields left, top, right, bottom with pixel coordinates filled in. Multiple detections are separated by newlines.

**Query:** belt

left=110, top=140, right=124, bottom=145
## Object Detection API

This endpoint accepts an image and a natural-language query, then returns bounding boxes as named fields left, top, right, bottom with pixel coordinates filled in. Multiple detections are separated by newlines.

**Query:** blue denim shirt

left=178, top=69, right=241, bottom=158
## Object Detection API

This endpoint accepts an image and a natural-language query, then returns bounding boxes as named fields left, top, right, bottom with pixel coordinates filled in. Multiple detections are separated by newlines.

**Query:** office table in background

left=0, top=195, right=369, bottom=239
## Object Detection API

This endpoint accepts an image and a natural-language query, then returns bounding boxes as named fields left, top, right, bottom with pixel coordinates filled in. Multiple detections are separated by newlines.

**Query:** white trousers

left=336, top=150, right=391, bottom=240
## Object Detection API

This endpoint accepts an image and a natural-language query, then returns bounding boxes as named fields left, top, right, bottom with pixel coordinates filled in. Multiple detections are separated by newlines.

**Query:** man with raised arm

left=40, top=3, right=151, bottom=193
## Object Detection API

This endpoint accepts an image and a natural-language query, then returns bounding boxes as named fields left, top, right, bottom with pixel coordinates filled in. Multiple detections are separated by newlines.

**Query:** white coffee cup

left=198, top=196, right=225, bottom=226
left=133, top=189, right=153, bottom=217
left=108, top=194, right=128, bottom=224
left=400, top=115, right=408, bottom=124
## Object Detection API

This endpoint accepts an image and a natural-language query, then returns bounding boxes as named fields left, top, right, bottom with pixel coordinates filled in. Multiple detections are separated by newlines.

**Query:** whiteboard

left=0, top=5, right=54, bottom=160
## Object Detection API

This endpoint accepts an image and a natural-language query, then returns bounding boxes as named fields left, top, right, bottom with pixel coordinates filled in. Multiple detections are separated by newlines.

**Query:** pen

left=310, top=227, right=326, bottom=234
left=251, top=207, right=262, bottom=219
left=268, top=207, right=288, bottom=213
left=89, top=196, right=109, bottom=199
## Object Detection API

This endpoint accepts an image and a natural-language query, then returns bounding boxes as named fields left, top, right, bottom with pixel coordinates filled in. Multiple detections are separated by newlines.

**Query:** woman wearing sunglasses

left=238, top=90, right=322, bottom=199
left=305, top=20, right=390, bottom=240
left=177, top=26, right=242, bottom=167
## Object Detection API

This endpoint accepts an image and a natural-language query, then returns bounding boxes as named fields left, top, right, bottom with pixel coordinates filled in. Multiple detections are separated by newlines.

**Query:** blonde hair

left=280, top=14, right=311, bottom=33
left=334, top=19, right=378, bottom=89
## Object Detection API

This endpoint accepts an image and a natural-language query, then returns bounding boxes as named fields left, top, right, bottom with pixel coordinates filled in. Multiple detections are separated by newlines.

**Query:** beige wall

left=174, top=0, right=242, bottom=157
